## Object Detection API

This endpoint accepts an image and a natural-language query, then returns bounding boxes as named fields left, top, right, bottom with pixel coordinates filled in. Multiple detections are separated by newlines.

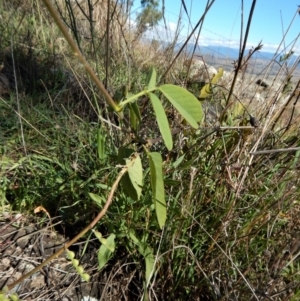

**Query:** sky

left=131, top=0, right=300, bottom=55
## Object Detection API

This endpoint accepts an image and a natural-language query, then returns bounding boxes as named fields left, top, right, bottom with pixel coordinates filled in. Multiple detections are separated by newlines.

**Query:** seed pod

left=72, top=259, right=79, bottom=267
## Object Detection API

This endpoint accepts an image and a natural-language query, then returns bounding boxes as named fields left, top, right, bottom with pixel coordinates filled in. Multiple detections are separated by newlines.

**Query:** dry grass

left=1, top=1, right=300, bottom=300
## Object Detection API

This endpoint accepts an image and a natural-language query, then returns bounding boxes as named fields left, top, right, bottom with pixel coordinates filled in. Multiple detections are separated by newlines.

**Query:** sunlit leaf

left=96, top=233, right=116, bottom=270
left=149, top=92, right=173, bottom=150
left=148, top=152, right=166, bottom=229
left=159, top=84, right=203, bottom=128
left=199, top=68, right=224, bottom=99
left=126, top=154, right=143, bottom=200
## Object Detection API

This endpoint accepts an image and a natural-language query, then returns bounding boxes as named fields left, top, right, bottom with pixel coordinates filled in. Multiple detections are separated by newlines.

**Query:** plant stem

left=41, top=0, right=121, bottom=113
left=6, top=166, right=128, bottom=291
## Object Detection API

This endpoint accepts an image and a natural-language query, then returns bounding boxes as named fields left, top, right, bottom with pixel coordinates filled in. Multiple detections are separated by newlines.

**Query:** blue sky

left=132, top=0, right=300, bottom=54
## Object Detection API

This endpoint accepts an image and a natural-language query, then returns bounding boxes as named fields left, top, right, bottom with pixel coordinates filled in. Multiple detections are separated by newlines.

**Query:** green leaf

left=159, top=84, right=203, bottom=128
left=172, top=154, right=185, bottom=168
left=118, top=148, right=141, bottom=200
left=148, top=152, right=166, bottom=229
left=93, top=229, right=105, bottom=244
left=149, top=92, right=173, bottom=150
left=88, top=193, right=105, bottom=208
left=146, top=66, right=156, bottom=89
left=164, top=179, right=181, bottom=186
left=118, top=147, right=135, bottom=164
left=96, top=233, right=116, bottom=270
left=199, top=68, right=224, bottom=99
left=122, top=173, right=140, bottom=200
left=145, top=248, right=155, bottom=284
left=126, top=154, right=143, bottom=200
left=129, top=231, right=155, bottom=283
left=129, top=103, right=138, bottom=131
left=130, top=101, right=142, bottom=122
left=93, top=230, right=115, bottom=252
left=97, top=128, right=106, bottom=160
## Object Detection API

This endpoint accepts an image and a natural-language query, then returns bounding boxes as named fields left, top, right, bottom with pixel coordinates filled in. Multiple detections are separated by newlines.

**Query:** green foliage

left=136, top=0, right=163, bottom=34
left=94, top=231, right=116, bottom=270
left=149, top=92, right=173, bottom=150
left=88, top=192, right=105, bottom=208
left=126, top=154, right=143, bottom=200
left=129, top=230, right=155, bottom=283
left=148, top=152, right=166, bottom=229
left=2, top=2, right=300, bottom=299
left=120, top=68, right=203, bottom=134
left=159, top=84, right=203, bottom=128
left=145, top=66, right=157, bottom=89
left=97, top=128, right=107, bottom=161
left=118, top=148, right=142, bottom=201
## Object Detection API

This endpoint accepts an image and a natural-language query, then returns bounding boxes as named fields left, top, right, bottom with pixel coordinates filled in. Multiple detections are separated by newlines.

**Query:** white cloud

left=141, top=21, right=300, bottom=57
left=168, top=21, right=178, bottom=32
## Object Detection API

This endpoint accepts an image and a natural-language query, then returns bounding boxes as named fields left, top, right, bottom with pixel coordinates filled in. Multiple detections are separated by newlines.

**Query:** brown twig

left=5, top=166, right=128, bottom=291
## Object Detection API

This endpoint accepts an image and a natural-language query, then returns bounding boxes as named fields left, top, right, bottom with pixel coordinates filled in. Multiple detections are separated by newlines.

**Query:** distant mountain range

left=176, top=43, right=299, bottom=64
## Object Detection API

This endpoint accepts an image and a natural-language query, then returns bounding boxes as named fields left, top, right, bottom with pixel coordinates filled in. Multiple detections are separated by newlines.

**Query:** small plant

left=1, top=0, right=300, bottom=300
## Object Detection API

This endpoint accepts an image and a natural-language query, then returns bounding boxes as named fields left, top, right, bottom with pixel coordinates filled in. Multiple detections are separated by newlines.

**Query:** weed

left=1, top=0, right=300, bottom=300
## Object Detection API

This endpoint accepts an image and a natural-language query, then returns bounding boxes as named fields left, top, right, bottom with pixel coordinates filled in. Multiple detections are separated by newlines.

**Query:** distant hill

left=177, top=43, right=299, bottom=65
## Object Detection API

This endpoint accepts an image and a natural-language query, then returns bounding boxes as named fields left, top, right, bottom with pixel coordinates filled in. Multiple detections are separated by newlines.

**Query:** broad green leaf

left=88, top=192, right=105, bottom=208
left=149, top=92, right=173, bottom=150
left=96, top=233, right=116, bottom=270
left=146, top=67, right=157, bottom=89
left=97, top=128, right=106, bottom=160
left=159, top=84, right=203, bottom=128
left=122, top=173, right=140, bottom=200
left=199, top=68, right=224, bottom=99
left=125, top=154, right=143, bottom=200
left=148, top=152, right=166, bottom=229
left=93, top=230, right=116, bottom=252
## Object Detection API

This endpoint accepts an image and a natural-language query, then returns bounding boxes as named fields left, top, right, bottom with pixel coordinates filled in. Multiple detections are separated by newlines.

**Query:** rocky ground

left=0, top=212, right=137, bottom=301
